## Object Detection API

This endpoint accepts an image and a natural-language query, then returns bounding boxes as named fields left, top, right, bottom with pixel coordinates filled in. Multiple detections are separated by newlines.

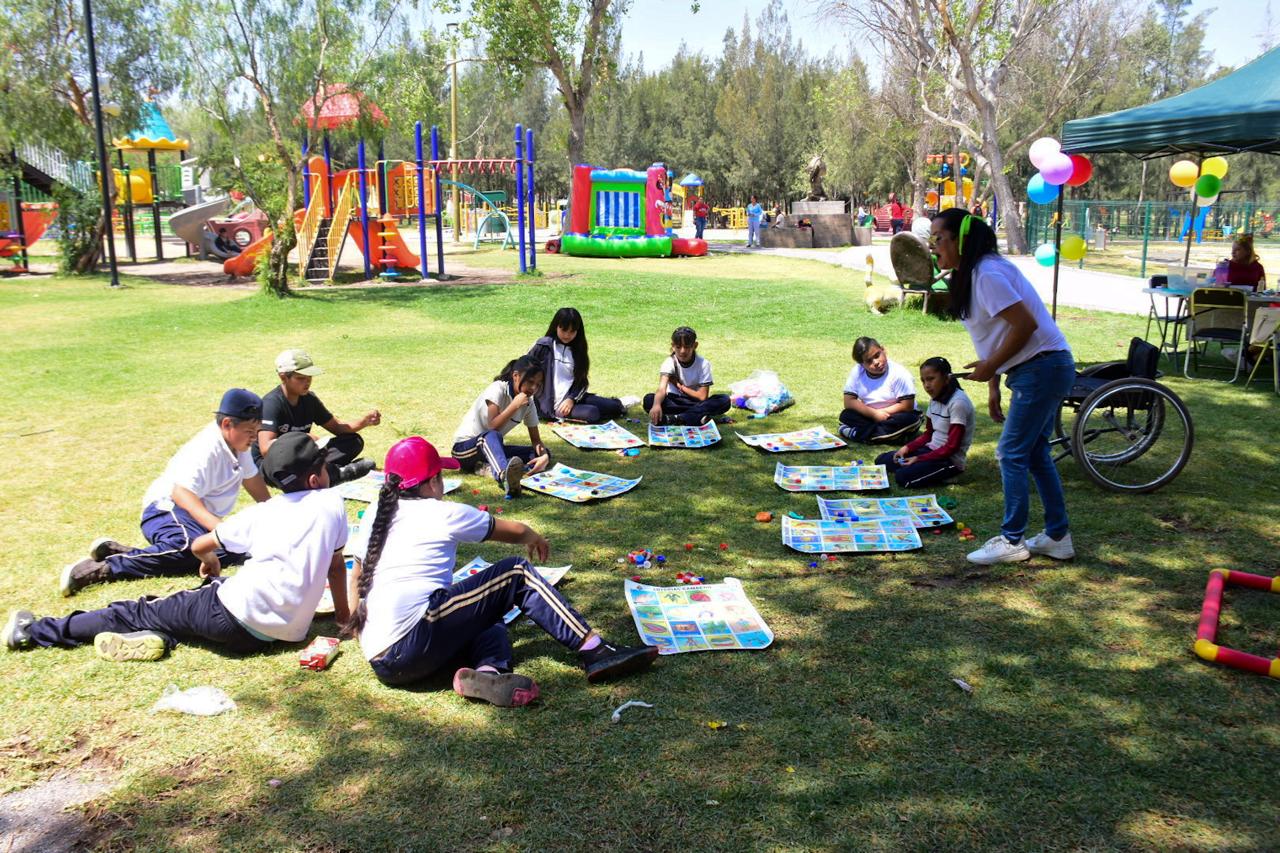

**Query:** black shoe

left=3, top=609, right=36, bottom=650
left=89, top=537, right=132, bottom=562
left=504, top=456, right=525, bottom=498
left=579, top=641, right=659, bottom=683
left=336, top=458, right=376, bottom=484
left=59, top=558, right=112, bottom=598
left=697, top=414, right=712, bottom=426
left=659, top=415, right=678, bottom=427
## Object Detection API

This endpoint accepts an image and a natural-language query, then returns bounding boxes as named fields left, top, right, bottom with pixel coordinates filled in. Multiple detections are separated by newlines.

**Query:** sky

left=615, top=0, right=1273, bottom=74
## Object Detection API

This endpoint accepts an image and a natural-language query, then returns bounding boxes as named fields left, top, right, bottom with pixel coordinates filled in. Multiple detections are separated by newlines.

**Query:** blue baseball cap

left=216, top=388, right=263, bottom=419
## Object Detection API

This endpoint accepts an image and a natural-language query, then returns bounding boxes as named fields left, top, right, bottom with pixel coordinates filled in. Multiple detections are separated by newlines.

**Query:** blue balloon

left=1027, top=173, right=1061, bottom=205
left=1034, top=243, right=1057, bottom=266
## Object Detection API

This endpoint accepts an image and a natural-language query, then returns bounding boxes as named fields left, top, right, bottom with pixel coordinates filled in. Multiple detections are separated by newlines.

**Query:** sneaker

left=336, top=458, right=376, bottom=484
left=503, top=456, right=525, bottom=497
left=1026, top=531, right=1076, bottom=560
left=838, top=425, right=859, bottom=442
left=966, top=535, right=1031, bottom=565
left=93, top=631, right=168, bottom=662
left=620, top=395, right=641, bottom=410
left=89, top=537, right=132, bottom=562
left=452, top=668, right=540, bottom=707
left=579, top=641, right=659, bottom=683
left=3, top=610, right=36, bottom=650
left=60, top=558, right=112, bottom=597
left=659, top=414, right=679, bottom=427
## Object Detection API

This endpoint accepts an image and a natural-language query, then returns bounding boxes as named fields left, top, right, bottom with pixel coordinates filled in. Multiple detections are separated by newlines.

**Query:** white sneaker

left=966, top=535, right=1031, bottom=565
left=1026, top=531, right=1075, bottom=560
left=620, top=395, right=641, bottom=410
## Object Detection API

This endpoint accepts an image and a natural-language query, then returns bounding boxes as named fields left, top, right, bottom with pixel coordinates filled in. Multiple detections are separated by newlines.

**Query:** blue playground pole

left=301, top=133, right=310, bottom=210
left=357, top=139, right=372, bottom=280
left=323, top=132, right=334, bottom=213
left=415, top=121, right=429, bottom=279
left=514, top=124, right=526, bottom=274
left=526, top=128, right=536, bottom=270
left=431, top=125, right=445, bottom=277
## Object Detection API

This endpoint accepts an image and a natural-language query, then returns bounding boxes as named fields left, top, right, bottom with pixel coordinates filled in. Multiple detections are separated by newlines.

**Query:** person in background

left=1226, top=233, right=1266, bottom=290
left=692, top=196, right=710, bottom=240
left=746, top=196, right=763, bottom=248
left=889, top=193, right=905, bottom=234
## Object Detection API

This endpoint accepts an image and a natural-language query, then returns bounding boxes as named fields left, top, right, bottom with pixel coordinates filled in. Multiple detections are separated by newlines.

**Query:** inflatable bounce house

left=555, top=162, right=707, bottom=258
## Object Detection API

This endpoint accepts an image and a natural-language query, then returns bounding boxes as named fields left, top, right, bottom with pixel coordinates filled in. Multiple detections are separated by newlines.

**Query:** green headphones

left=958, top=214, right=974, bottom=255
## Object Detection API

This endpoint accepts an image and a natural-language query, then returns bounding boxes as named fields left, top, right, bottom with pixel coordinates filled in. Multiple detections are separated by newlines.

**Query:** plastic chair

left=1244, top=306, right=1280, bottom=394
left=1184, top=287, right=1247, bottom=381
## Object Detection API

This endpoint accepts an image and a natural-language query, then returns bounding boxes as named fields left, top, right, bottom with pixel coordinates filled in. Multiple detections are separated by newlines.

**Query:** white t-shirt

left=552, top=341, right=576, bottom=405
left=454, top=379, right=540, bottom=444
left=962, top=254, right=1071, bottom=374
left=142, top=421, right=259, bottom=518
left=660, top=354, right=714, bottom=399
left=213, top=489, right=348, bottom=643
left=350, top=498, right=494, bottom=660
left=924, top=387, right=976, bottom=469
left=843, top=361, right=917, bottom=410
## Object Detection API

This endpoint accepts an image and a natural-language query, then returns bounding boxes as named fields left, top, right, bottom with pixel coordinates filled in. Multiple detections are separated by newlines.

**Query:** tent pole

left=1181, top=155, right=1203, bottom=271
left=1051, top=187, right=1064, bottom=320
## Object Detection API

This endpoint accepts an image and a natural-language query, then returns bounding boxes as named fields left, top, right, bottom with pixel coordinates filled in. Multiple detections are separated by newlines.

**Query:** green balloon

left=1194, top=174, right=1221, bottom=197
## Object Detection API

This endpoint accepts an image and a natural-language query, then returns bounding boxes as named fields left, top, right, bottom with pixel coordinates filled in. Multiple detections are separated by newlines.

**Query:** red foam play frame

left=1194, top=569, right=1280, bottom=679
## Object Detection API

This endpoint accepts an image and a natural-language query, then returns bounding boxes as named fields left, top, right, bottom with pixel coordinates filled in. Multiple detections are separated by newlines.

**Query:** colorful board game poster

left=624, top=577, right=773, bottom=655
left=774, top=462, right=889, bottom=492
left=522, top=463, right=641, bottom=502
left=335, top=470, right=460, bottom=503
left=647, top=420, right=722, bottom=448
left=551, top=420, right=644, bottom=449
left=736, top=426, right=847, bottom=453
left=817, top=495, right=954, bottom=529
left=781, top=516, right=922, bottom=553
left=454, top=557, right=571, bottom=624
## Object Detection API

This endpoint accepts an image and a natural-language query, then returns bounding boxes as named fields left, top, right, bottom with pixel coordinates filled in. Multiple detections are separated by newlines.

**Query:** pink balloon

left=1029, top=137, right=1061, bottom=170
left=1040, top=152, right=1074, bottom=186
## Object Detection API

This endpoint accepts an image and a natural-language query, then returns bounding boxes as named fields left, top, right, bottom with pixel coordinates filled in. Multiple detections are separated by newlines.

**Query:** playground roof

left=1061, top=47, right=1280, bottom=158
left=679, top=173, right=704, bottom=187
left=303, top=84, right=388, bottom=131
left=113, top=102, right=189, bottom=151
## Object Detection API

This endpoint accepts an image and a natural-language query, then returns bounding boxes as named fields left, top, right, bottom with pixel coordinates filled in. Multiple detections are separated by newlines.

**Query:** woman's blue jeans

left=997, top=350, right=1075, bottom=543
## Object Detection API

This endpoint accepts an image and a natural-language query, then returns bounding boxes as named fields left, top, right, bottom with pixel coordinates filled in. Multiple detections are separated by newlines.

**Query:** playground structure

left=925, top=152, right=975, bottom=211
left=0, top=192, right=57, bottom=274
left=109, top=102, right=189, bottom=262
left=167, top=196, right=269, bottom=263
left=555, top=162, right=707, bottom=258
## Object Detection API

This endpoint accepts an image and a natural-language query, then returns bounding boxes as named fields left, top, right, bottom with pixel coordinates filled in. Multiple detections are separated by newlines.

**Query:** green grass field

left=2, top=249, right=1278, bottom=851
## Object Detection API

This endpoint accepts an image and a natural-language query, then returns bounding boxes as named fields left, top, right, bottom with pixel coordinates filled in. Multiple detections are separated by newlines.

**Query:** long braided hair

left=342, top=473, right=420, bottom=638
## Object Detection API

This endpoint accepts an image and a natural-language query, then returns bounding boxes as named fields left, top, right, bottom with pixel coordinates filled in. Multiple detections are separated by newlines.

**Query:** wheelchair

left=1051, top=337, right=1194, bottom=493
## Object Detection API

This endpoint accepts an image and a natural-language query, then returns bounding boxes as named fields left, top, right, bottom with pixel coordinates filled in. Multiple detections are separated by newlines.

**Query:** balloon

left=1197, top=192, right=1219, bottom=208
left=1061, top=235, right=1087, bottom=261
left=1027, top=173, right=1061, bottom=205
left=1034, top=244, right=1057, bottom=266
left=1169, top=160, right=1198, bottom=188
left=1066, top=155, right=1093, bottom=187
left=1041, top=152, right=1075, bottom=186
left=1029, top=137, right=1062, bottom=170
left=1194, top=174, right=1221, bottom=197
left=925, top=190, right=939, bottom=206
left=1202, top=156, right=1229, bottom=179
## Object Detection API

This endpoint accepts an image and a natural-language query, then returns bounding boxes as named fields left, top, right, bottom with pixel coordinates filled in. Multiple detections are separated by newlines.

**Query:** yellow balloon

left=1061, top=235, right=1088, bottom=261
left=1169, top=160, right=1199, bottom=188
left=1202, top=156, right=1229, bottom=179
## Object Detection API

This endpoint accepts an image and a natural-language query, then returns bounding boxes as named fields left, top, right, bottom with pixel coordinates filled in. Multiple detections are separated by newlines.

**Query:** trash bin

left=1091, top=226, right=1107, bottom=250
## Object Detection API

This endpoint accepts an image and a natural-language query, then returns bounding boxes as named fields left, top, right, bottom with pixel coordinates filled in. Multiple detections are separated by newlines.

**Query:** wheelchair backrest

left=1126, top=337, right=1160, bottom=379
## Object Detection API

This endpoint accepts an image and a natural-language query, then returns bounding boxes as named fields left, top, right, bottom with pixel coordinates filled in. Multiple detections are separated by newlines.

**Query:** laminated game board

left=522, top=463, right=641, bottom=502
left=625, top=577, right=773, bottom=655
left=454, top=557, right=571, bottom=624
left=817, top=495, right=954, bottom=528
left=551, top=420, right=644, bottom=449
left=647, top=420, right=722, bottom=448
left=774, top=462, right=889, bottom=492
left=335, top=470, right=460, bottom=503
left=781, top=515, right=922, bottom=553
left=736, top=426, right=847, bottom=453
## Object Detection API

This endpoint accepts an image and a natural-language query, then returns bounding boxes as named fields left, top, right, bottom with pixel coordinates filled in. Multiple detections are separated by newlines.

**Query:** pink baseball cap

left=384, top=437, right=459, bottom=490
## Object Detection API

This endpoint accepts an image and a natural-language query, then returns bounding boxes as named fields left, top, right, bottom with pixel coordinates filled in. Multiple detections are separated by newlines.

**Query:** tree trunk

left=566, top=99, right=586, bottom=167
left=73, top=213, right=107, bottom=274
left=910, top=132, right=930, bottom=213
left=979, top=104, right=1027, bottom=254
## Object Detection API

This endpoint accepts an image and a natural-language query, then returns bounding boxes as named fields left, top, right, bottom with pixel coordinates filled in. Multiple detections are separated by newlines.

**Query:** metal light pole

left=83, top=0, right=120, bottom=287
left=447, top=22, right=461, bottom=244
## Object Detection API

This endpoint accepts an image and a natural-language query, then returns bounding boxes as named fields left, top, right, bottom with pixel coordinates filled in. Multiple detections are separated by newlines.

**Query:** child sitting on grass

left=875, top=357, right=975, bottom=488
left=452, top=355, right=552, bottom=498
left=345, top=437, right=658, bottom=706
left=4, top=433, right=350, bottom=661
left=645, top=326, right=731, bottom=426
left=838, top=336, right=921, bottom=444
left=526, top=307, right=634, bottom=423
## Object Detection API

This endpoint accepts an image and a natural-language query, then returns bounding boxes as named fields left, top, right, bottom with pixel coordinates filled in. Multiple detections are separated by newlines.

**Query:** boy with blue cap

left=60, top=389, right=271, bottom=596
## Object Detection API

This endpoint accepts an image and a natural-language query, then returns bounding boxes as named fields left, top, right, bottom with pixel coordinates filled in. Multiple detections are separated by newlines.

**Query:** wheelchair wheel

left=1070, top=378, right=1193, bottom=493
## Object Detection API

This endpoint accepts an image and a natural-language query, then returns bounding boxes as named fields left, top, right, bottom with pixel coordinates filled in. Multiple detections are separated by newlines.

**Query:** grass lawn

left=2, top=248, right=1278, bottom=851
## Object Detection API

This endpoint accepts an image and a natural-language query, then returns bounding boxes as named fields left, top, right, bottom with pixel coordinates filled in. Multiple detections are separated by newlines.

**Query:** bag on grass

left=729, top=370, right=795, bottom=415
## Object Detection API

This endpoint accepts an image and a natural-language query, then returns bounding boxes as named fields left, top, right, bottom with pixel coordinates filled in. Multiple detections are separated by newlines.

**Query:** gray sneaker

left=89, top=537, right=132, bottom=562
left=94, top=631, right=169, bottom=662
left=60, top=558, right=112, bottom=597
left=1026, top=531, right=1076, bottom=560
left=3, top=610, right=36, bottom=650
left=504, top=456, right=525, bottom=498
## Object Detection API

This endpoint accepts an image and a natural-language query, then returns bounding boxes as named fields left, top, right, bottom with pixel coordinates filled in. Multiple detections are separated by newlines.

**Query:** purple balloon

left=1041, top=152, right=1074, bottom=186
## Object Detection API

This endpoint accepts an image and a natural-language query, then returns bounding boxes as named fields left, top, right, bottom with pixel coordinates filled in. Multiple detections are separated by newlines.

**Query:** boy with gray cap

left=257, top=348, right=381, bottom=486
left=60, top=389, right=271, bottom=596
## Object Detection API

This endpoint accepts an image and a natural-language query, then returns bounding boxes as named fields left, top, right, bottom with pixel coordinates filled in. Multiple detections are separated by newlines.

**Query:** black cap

left=262, top=432, right=324, bottom=492
left=217, top=388, right=263, bottom=420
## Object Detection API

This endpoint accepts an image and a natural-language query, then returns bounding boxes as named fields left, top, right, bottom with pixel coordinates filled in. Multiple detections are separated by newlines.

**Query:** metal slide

left=166, top=197, right=230, bottom=258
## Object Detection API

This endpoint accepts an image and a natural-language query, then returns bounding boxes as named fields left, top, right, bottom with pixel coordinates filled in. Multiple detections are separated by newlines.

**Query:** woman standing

left=929, top=209, right=1078, bottom=566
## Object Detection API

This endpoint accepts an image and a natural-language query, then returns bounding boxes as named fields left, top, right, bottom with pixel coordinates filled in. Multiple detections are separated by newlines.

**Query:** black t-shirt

left=254, top=386, right=334, bottom=462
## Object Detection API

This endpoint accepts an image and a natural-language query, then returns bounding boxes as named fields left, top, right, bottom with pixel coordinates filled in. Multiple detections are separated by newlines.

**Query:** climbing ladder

left=299, top=177, right=353, bottom=283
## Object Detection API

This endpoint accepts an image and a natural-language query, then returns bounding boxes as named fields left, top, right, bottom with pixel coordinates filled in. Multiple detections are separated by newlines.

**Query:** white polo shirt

left=214, top=489, right=348, bottom=643
left=141, top=421, right=258, bottom=518
left=963, top=254, right=1070, bottom=374
left=844, top=361, right=917, bottom=410
left=454, top=380, right=540, bottom=444
left=349, top=498, right=495, bottom=660
left=660, top=354, right=714, bottom=399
